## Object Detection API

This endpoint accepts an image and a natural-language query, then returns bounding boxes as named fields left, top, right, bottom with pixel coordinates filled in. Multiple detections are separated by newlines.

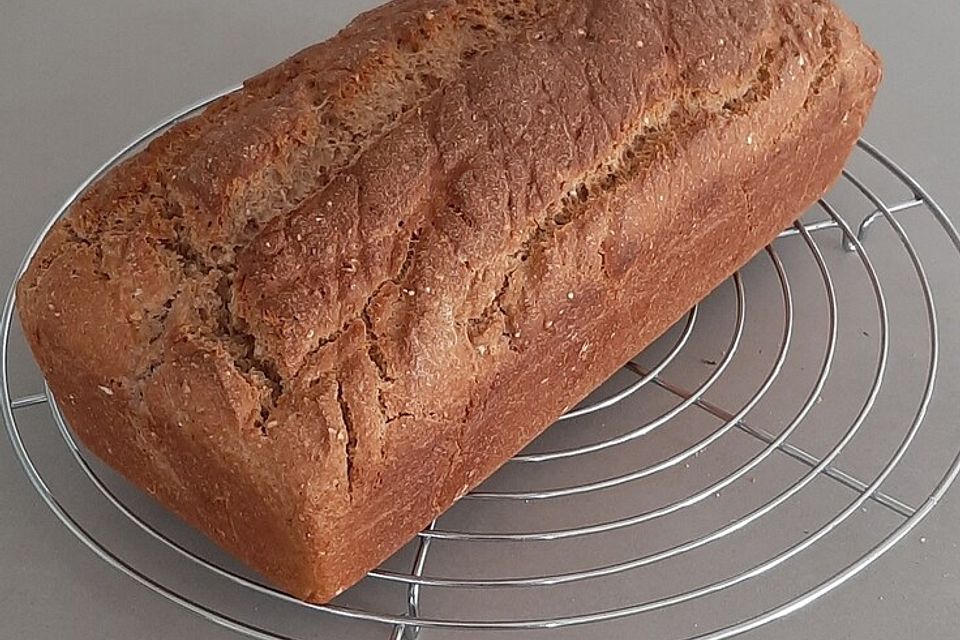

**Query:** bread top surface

left=17, top=0, right=878, bottom=525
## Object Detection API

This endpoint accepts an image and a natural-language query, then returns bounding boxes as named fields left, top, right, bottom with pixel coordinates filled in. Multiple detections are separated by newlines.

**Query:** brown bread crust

left=17, top=0, right=880, bottom=601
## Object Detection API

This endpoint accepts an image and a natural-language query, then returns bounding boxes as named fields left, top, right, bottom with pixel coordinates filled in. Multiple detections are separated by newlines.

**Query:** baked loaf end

left=18, top=0, right=880, bottom=601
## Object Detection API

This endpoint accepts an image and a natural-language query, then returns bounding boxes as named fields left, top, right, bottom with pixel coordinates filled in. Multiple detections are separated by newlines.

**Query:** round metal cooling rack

left=3, top=86, right=960, bottom=640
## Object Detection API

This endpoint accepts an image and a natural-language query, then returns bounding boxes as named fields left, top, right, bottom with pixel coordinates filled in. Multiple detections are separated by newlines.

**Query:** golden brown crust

left=17, top=0, right=880, bottom=601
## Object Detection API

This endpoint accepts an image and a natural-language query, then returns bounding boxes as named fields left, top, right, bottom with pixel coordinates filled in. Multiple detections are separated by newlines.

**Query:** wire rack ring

left=3, top=86, right=960, bottom=640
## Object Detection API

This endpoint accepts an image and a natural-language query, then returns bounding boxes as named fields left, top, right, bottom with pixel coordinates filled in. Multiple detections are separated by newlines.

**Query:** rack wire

left=3, top=87, right=959, bottom=640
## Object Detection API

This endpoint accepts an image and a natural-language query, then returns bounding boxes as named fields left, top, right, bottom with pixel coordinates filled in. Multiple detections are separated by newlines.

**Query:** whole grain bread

left=17, top=0, right=880, bottom=602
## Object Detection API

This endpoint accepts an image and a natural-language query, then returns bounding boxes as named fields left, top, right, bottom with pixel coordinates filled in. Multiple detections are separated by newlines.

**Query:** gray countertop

left=1, top=1, right=958, bottom=638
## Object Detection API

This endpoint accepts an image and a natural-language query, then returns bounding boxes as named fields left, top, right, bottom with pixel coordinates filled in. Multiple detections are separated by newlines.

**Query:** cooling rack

left=3, top=87, right=959, bottom=640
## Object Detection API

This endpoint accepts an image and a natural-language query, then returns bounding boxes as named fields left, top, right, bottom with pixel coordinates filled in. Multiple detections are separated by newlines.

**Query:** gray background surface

left=1, top=1, right=958, bottom=638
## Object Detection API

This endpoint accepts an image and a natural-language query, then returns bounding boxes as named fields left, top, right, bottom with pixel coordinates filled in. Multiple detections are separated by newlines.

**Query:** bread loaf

left=17, top=0, right=880, bottom=602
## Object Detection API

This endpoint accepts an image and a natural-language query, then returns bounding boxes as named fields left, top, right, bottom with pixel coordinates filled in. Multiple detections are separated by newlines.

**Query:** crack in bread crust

left=23, top=0, right=571, bottom=418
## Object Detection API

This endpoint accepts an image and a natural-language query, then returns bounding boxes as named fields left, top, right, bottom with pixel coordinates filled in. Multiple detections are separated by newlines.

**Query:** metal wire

left=2, top=85, right=958, bottom=640
left=510, top=282, right=741, bottom=463
left=554, top=306, right=698, bottom=422
left=643, top=369, right=917, bottom=518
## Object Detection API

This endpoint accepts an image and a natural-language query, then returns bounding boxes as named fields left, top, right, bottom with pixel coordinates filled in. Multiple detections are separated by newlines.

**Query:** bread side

left=17, top=0, right=880, bottom=602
